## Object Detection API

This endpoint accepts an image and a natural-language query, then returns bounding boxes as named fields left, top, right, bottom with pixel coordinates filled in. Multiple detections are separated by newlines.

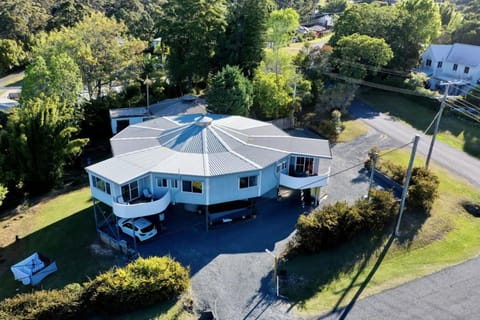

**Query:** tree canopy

left=333, top=33, right=393, bottom=79
left=216, top=0, right=275, bottom=77
left=157, top=0, right=227, bottom=92
left=330, top=0, right=441, bottom=69
left=34, top=12, right=146, bottom=99
left=21, top=53, right=82, bottom=106
left=4, top=98, right=88, bottom=194
left=206, top=65, right=253, bottom=116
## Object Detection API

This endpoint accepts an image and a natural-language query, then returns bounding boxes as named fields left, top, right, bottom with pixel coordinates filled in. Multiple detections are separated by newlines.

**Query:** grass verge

left=358, top=89, right=480, bottom=158
left=337, top=119, right=369, bottom=142
left=284, top=149, right=480, bottom=316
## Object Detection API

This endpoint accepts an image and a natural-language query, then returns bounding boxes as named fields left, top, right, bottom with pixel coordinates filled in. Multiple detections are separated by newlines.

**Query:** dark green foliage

left=296, top=201, right=360, bottom=253
left=311, top=119, right=338, bottom=142
left=358, top=189, right=398, bottom=231
left=157, top=0, right=227, bottom=92
left=85, top=256, right=190, bottom=314
left=206, top=65, right=253, bottom=116
left=217, top=0, right=274, bottom=77
left=295, top=190, right=397, bottom=254
left=0, top=257, right=190, bottom=319
left=0, top=283, right=85, bottom=320
left=407, top=167, right=440, bottom=213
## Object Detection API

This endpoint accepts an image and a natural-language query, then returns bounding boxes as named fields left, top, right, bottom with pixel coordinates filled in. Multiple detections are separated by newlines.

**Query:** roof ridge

left=209, top=126, right=261, bottom=169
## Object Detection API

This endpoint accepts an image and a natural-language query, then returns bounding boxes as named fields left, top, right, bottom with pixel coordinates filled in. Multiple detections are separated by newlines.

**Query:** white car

left=117, top=218, right=158, bottom=242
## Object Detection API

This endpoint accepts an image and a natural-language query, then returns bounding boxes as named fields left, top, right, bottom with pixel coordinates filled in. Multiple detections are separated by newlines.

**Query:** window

left=295, top=157, right=314, bottom=174
left=171, top=179, right=178, bottom=188
left=182, top=180, right=203, bottom=193
left=276, top=160, right=288, bottom=173
left=437, top=61, right=442, bottom=68
left=239, top=175, right=258, bottom=189
left=121, top=180, right=139, bottom=202
left=92, top=176, right=111, bottom=194
left=453, top=64, right=458, bottom=71
left=426, top=59, right=432, bottom=67
left=157, top=178, right=168, bottom=187
left=464, top=66, right=470, bottom=74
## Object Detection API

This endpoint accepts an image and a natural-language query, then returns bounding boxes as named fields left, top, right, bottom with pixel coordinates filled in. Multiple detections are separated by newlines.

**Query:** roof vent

left=195, top=116, right=213, bottom=127
left=181, top=94, right=196, bottom=103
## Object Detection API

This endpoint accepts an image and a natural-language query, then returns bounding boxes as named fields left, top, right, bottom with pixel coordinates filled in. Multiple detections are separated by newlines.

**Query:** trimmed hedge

left=295, top=190, right=398, bottom=253
left=85, top=256, right=190, bottom=314
left=0, top=256, right=190, bottom=319
left=0, top=283, right=84, bottom=320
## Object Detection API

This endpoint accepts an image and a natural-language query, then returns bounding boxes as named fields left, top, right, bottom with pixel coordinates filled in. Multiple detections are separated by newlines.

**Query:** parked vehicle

left=117, top=218, right=157, bottom=242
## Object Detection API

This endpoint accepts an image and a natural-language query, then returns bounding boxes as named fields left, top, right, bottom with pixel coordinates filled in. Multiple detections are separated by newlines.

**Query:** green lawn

left=281, top=34, right=332, bottom=56
left=0, top=187, right=118, bottom=300
left=284, top=149, right=480, bottom=317
left=358, top=89, right=480, bottom=158
left=337, top=119, right=369, bottom=142
left=0, top=187, right=192, bottom=319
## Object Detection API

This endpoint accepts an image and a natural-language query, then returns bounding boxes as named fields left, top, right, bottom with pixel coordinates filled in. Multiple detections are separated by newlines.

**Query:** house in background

left=109, top=95, right=207, bottom=134
left=418, top=43, right=480, bottom=95
left=109, top=107, right=151, bottom=134
left=87, top=113, right=331, bottom=230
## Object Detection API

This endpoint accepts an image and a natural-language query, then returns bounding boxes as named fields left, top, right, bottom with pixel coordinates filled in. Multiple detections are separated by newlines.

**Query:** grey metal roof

left=446, top=43, right=480, bottom=67
left=87, top=113, right=331, bottom=183
left=109, top=107, right=149, bottom=118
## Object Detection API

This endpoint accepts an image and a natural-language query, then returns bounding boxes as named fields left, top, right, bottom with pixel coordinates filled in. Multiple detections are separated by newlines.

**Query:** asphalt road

left=350, top=99, right=480, bottom=187
left=317, top=257, right=480, bottom=320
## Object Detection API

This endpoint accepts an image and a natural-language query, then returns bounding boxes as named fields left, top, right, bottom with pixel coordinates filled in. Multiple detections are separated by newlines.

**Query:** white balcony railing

left=112, top=191, right=171, bottom=219
left=279, top=169, right=330, bottom=189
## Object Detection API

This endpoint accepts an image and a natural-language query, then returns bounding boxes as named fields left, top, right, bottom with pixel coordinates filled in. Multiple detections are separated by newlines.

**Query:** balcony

left=112, top=190, right=171, bottom=219
left=279, top=169, right=330, bottom=189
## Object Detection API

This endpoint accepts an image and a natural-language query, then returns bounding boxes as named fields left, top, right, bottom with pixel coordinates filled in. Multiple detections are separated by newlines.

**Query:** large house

left=419, top=43, right=480, bottom=94
left=86, top=113, right=332, bottom=225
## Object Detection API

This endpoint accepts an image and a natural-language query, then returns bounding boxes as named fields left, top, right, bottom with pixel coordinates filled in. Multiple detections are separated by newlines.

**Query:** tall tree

left=21, top=53, right=82, bottom=106
left=35, top=12, right=146, bottom=99
left=4, top=98, right=88, bottom=194
left=217, top=0, right=275, bottom=77
left=206, top=65, right=253, bottom=116
left=157, top=0, right=227, bottom=92
left=398, top=0, right=441, bottom=66
left=267, top=8, right=300, bottom=77
left=252, top=68, right=293, bottom=120
left=333, top=33, right=393, bottom=79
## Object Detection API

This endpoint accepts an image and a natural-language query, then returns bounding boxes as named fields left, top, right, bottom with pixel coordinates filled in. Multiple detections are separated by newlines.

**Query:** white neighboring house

left=86, top=113, right=332, bottom=225
left=418, top=43, right=480, bottom=94
left=110, top=107, right=152, bottom=134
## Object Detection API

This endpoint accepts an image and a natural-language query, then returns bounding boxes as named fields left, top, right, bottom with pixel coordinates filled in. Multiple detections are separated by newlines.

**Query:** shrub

left=407, top=167, right=440, bottom=213
left=85, top=256, right=190, bottom=314
left=0, top=283, right=85, bottom=320
left=379, top=160, right=405, bottom=184
left=357, top=189, right=398, bottom=231
left=295, top=201, right=361, bottom=253
left=294, top=190, right=398, bottom=254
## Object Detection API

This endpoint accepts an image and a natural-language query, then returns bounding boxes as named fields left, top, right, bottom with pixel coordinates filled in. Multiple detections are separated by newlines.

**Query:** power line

left=325, top=72, right=438, bottom=98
